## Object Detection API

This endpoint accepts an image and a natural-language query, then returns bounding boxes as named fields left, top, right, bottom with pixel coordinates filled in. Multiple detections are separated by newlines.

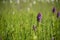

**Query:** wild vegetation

left=0, top=0, right=60, bottom=40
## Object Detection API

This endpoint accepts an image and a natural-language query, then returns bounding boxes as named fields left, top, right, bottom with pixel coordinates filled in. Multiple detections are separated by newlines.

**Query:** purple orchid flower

left=52, top=7, right=56, bottom=13
left=37, top=13, right=42, bottom=22
left=57, top=11, right=60, bottom=18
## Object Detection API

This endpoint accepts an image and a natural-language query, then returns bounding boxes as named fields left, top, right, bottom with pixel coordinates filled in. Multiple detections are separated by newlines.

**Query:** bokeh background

left=0, top=0, right=60, bottom=40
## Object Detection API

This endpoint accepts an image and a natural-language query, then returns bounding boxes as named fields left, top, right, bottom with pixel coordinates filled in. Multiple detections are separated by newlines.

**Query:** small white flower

left=51, top=0, right=54, bottom=4
left=27, top=7, right=30, bottom=12
left=12, top=11, right=15, bottom=15
left=10, top=0, right=13, bottom=3
left=33, top=1, right=36, bottom=4
left=16, top=0, right=20, bottom=4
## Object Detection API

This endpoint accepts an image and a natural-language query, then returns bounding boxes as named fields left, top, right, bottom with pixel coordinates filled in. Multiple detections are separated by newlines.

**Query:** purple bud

left=52, top=7, right=56, bottom=13
left=37, top=13, right=42, bottom=22
left=57, top=11, right=60, bottom=18
left=33, top=25, right=36, bottom=32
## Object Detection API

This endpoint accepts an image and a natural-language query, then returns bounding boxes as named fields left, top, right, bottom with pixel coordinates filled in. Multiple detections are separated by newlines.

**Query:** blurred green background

left=0, top=0, right=60, bottom=40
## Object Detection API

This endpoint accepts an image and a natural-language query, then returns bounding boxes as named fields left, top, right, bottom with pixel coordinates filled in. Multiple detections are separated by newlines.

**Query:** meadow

left=0, top=0, right=60, bottom=40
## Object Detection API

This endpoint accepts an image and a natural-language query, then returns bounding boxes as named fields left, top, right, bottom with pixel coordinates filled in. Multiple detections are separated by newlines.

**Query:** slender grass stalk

left=36, top=20, right=39, bottom=40
left=30, top=14, right=32, bottom=39
left=22, top=14, right=26, bottom=40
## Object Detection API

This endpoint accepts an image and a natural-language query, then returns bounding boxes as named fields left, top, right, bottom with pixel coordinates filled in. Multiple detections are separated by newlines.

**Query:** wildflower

left=52, top=7, right=56, bottom=13
left=57, top=11, right=60, bottom=18
left=37, top=13, right=42, bottom=22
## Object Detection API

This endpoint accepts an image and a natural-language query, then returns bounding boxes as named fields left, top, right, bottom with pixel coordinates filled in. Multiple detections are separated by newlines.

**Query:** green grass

left=0, top=0, right=60, bottom=40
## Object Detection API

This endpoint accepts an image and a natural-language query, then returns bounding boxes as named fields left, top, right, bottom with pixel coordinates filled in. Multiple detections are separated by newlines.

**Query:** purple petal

left=57, top=11, right=60, bottom=18
left=52, top=7, right=56, bottom=13
left=37, top=13, right=42, bottom=22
